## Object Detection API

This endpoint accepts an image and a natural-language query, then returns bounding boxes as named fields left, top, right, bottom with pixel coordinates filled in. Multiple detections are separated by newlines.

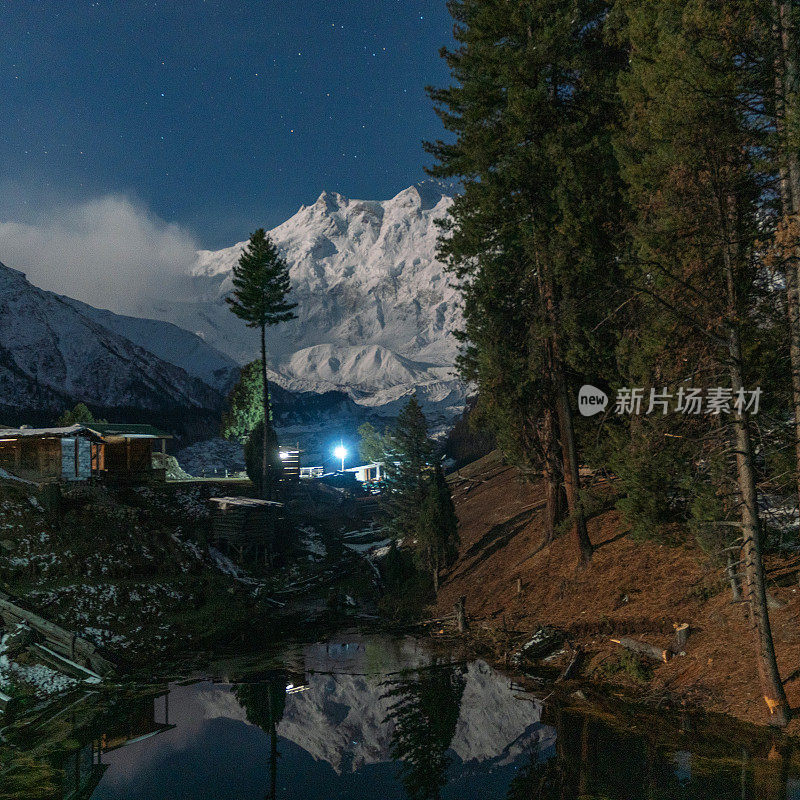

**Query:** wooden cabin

left=86, top=423, right=170, bottom=483
left=0, top=425, right=103, bottom=482
left=0, top=423, right=171, bottom=484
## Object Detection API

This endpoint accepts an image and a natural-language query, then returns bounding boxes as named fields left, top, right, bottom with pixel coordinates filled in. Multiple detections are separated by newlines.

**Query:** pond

left=3, top=633, right=799, bottom=800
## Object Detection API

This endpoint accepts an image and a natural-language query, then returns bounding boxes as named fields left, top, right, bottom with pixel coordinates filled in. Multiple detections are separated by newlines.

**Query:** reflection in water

left=0, top=691, right=172, bottom=800
left=507, top=706, right=798, bottom=800
left=233, top=671, right=288, bottom=800
left=2, top=635, right=799, bottom=799
left=382, top=662, right=466, bottom=800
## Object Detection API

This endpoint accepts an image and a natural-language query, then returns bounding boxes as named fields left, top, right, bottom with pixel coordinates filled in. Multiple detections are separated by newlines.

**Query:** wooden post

left=455, top=596, right=468, bottom=633
left=516, top=577, right=522, bottom=595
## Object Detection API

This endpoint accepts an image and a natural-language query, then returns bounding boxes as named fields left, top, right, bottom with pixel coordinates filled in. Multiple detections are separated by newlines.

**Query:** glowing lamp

left=334, top=443, right=348, bottom=472
left=279, top=451, right=289, bottom=460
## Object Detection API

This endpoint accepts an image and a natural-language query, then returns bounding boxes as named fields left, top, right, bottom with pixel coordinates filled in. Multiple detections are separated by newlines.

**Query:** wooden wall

left=103, top=438, right=152, bottom=474
left=0, top=437, right=62, bottom=479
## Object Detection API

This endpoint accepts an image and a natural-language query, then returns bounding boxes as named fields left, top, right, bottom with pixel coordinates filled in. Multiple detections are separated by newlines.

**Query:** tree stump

left=670, top=623, right=690, bottom=655
left=455, top=596, right=468, bottom=633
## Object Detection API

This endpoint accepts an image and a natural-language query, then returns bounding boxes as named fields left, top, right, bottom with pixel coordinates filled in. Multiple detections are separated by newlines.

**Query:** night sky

left=0, top=0, right=454, bottom=249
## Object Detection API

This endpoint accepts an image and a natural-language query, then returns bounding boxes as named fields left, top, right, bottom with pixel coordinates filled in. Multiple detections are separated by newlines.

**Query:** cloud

left=0, top=193, right=199, bottom=315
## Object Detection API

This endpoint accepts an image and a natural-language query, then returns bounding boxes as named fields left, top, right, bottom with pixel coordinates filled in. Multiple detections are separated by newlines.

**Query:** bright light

left=279, top=451, right=288, bottom=460
left=334, top=443, right=348, bottom=472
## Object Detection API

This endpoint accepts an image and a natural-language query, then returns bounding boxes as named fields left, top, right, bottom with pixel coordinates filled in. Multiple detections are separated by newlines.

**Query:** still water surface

left=5, top=633, right=800, bottom=799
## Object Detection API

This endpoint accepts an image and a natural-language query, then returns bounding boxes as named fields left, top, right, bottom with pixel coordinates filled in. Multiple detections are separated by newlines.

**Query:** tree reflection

left=505, top=706, right=795, bottom=800
left=382, top=662, right=466, bottom=800
left=234, top=671, right=287, bottom=800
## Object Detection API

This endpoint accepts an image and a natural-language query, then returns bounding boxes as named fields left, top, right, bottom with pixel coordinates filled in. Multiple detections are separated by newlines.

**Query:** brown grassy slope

left=436, top=450, right=800, bottom=730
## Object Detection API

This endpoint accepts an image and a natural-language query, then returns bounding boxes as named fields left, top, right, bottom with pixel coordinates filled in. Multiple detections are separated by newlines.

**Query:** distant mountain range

left=0, top=182, right=466, bottom=440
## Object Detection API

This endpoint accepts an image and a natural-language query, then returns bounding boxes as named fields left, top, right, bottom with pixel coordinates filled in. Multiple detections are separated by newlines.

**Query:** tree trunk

left=554, top=359, right=593, bottom=566
left=772, top=0, right=800, bottom=511
left=721, top=195, right=791, bottom=727
left=537, top=258, right=592, bottom=566
left=610, top=636, right=670, bottom=663
left=260, top=325, right=271, bottom=500
left=541, top=406, right=564, bottom=545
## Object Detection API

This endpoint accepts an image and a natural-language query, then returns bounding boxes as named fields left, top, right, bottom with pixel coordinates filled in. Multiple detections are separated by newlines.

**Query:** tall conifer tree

left=427, top=0, right=624, bottom=564
left=226, top=229, right=297, bottom=498
left=614, top=0, right=790, bottom=726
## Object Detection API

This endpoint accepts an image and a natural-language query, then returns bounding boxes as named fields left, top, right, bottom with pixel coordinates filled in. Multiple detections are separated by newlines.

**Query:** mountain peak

left=314, top=190, right=345, bottom=212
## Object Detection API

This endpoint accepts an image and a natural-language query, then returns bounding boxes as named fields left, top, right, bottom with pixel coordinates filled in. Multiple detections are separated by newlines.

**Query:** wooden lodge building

left=0, top=423, right=171, bottom=484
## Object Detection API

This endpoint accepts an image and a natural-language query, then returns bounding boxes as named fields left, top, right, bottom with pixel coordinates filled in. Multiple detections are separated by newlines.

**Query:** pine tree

left=767, top=0, right=800, bottom=511
left=614, top=0, right=790, bottom=726
left=383, top=395, right=434, bottom=538
left=426, top=0, right=625, bottom=564
left=234, top=672, right=287, bottom=800
left=56, top=403, right=98, bottom=426
left=357, top=421, right=390, bottom=464
left=383, top=664, right=466, bottom=800
left=226, top=229, right=297, bottom=498
left=416, top=464, right=459, bottom=594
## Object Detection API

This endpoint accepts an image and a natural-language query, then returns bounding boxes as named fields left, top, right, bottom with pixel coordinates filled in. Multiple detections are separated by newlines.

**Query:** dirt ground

left=436, top=451, right=800, bottom=732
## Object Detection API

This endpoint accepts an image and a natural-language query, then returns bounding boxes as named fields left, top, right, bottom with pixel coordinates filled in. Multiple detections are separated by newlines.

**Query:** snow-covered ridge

left=0, top=261, right=225, bottom=416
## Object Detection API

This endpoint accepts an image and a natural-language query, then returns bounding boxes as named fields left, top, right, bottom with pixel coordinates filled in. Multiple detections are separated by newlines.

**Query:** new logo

left=578, top=384, right=608, bottom=416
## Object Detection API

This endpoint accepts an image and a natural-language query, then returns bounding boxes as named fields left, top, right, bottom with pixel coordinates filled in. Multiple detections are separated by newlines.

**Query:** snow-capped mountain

left=0, top=261, right=226, bottom=424
left=144, top=182, right=467, bottom=427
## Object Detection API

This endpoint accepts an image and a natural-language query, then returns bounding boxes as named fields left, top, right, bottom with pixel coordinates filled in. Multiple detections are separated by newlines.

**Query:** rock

left=766, top=592, right=786, bottom=610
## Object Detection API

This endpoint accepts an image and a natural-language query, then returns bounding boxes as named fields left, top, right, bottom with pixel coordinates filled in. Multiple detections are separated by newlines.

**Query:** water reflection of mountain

left=195, top=637, right=553, bottom=777
left=11, top=634, right=796, bottom=800
left=271, top=660, right=551, bottom=774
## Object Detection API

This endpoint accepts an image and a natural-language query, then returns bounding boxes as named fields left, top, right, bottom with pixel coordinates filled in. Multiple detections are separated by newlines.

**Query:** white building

left=344, top=462, right=384, bottom=483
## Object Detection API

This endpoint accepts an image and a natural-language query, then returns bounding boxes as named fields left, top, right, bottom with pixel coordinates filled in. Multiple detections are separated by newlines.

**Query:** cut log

left=511, top=626, right=565, bottom=666
left=610, top=636, right=670, bottom=663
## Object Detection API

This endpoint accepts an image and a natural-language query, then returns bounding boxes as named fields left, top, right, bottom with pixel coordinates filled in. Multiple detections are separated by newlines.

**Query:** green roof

left=88, top=423, right=172, bottom=439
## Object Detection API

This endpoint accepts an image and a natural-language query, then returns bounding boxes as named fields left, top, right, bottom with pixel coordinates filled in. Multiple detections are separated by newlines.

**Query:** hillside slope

left=437, top=451, right=800, bottom=731
left=0, top=261, right=224, bottom=422
left=62, top=298, right=239, bottom=393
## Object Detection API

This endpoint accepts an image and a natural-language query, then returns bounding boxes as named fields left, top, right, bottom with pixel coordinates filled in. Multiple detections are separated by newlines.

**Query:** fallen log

left=610, top=636, right=670, bottom=663
left=0, top=593, right=115, bottom=676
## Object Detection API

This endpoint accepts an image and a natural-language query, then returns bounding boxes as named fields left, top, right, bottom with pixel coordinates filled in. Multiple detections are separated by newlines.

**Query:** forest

left=425, top=0, right=800, bottom=727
